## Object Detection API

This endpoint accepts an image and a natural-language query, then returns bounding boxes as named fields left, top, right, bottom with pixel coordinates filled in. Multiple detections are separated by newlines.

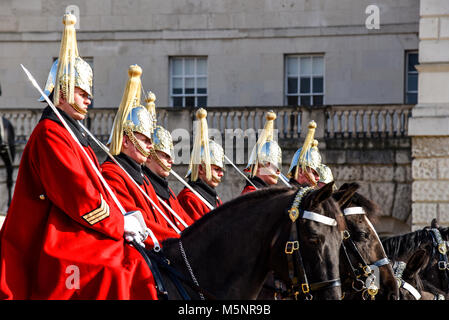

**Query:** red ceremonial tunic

left=177, top=179, right=223, bottom=222
left=142, top=167, right=194, bottom=230
left=101, top=153, right=180, bottom=248
left=240, top=176, right=269, bottom=195
left=0, top=106, right=158, bottom=300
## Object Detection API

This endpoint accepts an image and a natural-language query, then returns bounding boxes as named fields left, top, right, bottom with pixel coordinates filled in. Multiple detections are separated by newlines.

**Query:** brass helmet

left=316, top=163, right=334, bottom=184
left=150, top=125, right=174, bottom=172
left=186, top=108, right=225, bottom=182
left=286, top=121, right=322, bottom=179
left=245, top=111, right=282, bottom=178
left=108, top=65, right=154, bottom=157
left=38, top=13, right=93, bottom=116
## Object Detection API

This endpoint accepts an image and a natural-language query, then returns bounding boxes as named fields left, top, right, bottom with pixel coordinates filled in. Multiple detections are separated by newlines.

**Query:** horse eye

left=308, top=236, right=321, bottom=245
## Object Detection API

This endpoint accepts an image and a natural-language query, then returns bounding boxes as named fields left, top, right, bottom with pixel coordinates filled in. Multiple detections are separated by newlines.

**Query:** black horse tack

left=137, top=184, right=344, bottom=300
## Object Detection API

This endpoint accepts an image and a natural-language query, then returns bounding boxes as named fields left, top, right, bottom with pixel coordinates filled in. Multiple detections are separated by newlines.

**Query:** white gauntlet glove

left=124, top=210, right=149, bottom=247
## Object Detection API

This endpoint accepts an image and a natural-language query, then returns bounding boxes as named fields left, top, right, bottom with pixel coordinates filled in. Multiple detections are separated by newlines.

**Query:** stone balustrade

left=1, top=104, right=412, bottom=145
left=0, top=104, right=414, bottom=236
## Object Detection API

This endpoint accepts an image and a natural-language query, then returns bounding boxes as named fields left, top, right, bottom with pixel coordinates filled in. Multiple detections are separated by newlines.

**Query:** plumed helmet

left=245, top=111, right=282, bottom=177
left=152, top=125, right=174, bottom=160
left=186, top=108, right=225, bottom=181
left=38, top=14, right=93, bottom=116
left=108, top=65, right=154, bottom=156
left=287, top=121, right=322, bottom=179
left=316, top=163, right=334, bottom=184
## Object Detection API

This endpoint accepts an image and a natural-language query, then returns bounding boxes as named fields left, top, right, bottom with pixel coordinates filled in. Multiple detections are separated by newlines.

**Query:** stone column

left=408, top=0, right=449, bottom=230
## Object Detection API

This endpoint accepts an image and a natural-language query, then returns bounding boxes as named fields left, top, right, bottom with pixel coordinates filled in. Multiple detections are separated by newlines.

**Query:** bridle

left=276, top=187, right=342, bottom=300
left=340, top=206, right=390, bottom=300
left=427, top=228, right=449, bottom=293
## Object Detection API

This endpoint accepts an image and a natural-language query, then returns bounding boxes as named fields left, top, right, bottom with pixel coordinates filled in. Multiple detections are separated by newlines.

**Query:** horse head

left=269, top=182, right=344, bottom=300
left=333, top=182, right=399, bottom=300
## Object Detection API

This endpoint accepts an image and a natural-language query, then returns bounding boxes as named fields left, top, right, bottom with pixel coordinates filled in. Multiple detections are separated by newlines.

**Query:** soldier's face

left=199, top=164, right=223, bottom=188
left=122, top=132, right=152, bottom=164
left=257, top=162, right=280, bottom=185
left=146, top=150, right=173, bottom=178
left=58, top=87, right=91, bottom=120
left=295, top=167, right=319, bottom=187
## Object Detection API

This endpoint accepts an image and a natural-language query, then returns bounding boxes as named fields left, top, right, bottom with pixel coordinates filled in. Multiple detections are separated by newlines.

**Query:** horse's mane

left=163, top=186, right=294, bottom=246
left=350, top=192, right=382, bottom=223
left=381, top=228, right=431, bottom=260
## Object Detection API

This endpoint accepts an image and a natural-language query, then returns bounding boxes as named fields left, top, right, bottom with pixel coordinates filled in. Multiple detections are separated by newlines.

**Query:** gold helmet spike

left=298, top=121, right=317, bottom=172
left=245, top=111, right=282, bottom=177
left=109, top=65, right=151, bottom=156
left=145, top=91, right=157, bottom=128
left=40, top=13, right=93, bottom=116
left=187, top=108, right=211, bottom=182
left=53, top=13, right=78, bottom=108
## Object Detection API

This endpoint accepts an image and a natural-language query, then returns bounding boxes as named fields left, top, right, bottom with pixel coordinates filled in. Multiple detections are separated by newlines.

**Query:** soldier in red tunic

left=0, top=14, right=158, bottom=299
left=241, top=111, right=283, bottom=195
left=101, top=65, right=180, bottom=249
left=177, top=108, right=225, bottom=221
left=143, top=125, right=193, bottom=230
left=287, top=121, right=322, bottom=189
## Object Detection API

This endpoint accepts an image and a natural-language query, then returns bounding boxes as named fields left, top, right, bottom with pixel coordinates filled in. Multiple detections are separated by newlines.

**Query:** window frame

left=405, top=51, right=418, bottom=105
left=284, top=54, right=325, bottom=106
left=169, top=56, right=208, bottom=108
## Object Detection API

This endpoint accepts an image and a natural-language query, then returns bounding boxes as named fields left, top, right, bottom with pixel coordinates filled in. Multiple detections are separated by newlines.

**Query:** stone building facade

left=0, top=0, right=436, bottom=236
left=408, top=0, right=449, bottom=231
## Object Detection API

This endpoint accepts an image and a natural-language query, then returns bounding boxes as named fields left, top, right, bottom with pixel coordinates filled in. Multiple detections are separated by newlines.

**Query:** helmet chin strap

left=70, top=102, right=87, bottom=115
left=126, top=130, right=151, bottom=158
left=150, top=148, right=171, bottom=173
left=60, top=85, right=88, bottom=115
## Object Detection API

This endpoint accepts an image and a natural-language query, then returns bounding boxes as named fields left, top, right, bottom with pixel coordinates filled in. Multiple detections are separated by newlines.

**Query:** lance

left=224, top=154, right=292, bottom=189
left=279, top=172, right=293, bottom=188
left=223, top=154, right=258, bottom=189
left=20, top=64, right=162, bottom=250
left=169, top=169, right=215, bottom=211
left=77, top=122, right=190, bottom=231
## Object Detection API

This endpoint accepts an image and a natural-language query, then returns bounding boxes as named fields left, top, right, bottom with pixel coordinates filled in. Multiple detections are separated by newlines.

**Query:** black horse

left=143, top=183, right=345, bottom=300
left=333, top=183, right=399, bottom=300
left=382, top=219, right=449, bottom=295
left=392, top=247, right=446, bottom=300
left=0, top=117, right=15, bottom=207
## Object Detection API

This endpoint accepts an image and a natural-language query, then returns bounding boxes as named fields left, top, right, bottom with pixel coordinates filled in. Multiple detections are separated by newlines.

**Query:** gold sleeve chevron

left=82, top=195, right=110, bottom=225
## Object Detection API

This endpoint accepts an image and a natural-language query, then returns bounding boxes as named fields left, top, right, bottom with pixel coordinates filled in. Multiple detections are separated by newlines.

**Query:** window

left=285, top=55, right=324, bottom=106
left=405, top=51, right=418, bottom=104
left=170, top=57, right=207, bottom=107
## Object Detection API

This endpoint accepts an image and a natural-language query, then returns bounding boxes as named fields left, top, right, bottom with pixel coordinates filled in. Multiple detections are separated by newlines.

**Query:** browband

left=343, top=207, right=366, bottom=216
left=302, top=210, right=337, bottom=226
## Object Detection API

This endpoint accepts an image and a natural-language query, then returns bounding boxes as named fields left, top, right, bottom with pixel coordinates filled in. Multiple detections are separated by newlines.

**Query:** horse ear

left=431, top=218, right=439, bottom=229
left=402, top=249, right=430, bottom=280
left=314, top=181, right=335, bottom=204
left=333, top=182, right=360, bottom=207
